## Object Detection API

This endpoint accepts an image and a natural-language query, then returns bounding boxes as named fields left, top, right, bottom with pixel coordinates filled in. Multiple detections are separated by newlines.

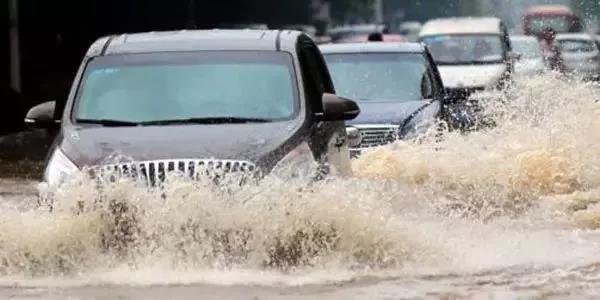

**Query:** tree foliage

left=384, top=0, right=481, bottom=22
left=326, top=0, right=375, bottom=23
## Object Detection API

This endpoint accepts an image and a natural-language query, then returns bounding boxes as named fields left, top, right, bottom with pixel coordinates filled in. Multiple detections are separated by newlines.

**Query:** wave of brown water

left=3, top=74, right=600, bottom=297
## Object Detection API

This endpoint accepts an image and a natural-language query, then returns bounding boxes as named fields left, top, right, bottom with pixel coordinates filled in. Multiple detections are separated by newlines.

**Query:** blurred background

left=3, top=0, right=600, bottom=146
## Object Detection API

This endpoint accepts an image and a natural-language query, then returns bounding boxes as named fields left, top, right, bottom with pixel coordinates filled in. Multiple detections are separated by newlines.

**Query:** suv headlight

left=345, top=126, right=362, bottom=148
left=44, top=148, right=79, bottom=186
left=400, top=109, right=438, bottom=140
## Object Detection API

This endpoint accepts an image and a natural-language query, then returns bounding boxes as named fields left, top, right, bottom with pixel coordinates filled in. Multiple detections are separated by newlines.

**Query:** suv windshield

left=323, top=53, right=434, bottom=102
left=74, top=52, right=298, bottom=124
left=421, top=34, right=504, bottom=65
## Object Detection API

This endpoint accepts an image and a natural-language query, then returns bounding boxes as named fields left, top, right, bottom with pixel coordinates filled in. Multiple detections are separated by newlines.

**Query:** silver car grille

left=353, top=125, right=400, bottom=149
left=94, top=159, right=257, bottom=186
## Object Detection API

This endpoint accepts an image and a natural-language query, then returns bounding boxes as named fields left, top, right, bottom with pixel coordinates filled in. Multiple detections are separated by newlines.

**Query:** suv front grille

left=353, top=125, right=400, bottom=149
left=94, top=159, right=257, bottom=186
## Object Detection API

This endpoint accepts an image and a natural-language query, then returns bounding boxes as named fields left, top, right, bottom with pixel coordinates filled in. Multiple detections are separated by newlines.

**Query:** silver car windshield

left=74, top=51, right=298, bottom=124
left=324, top=53, right=435, bottom=102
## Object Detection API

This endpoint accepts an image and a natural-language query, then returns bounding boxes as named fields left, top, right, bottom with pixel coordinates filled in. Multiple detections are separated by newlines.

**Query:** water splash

left=2, top=73, right=600, bottom=287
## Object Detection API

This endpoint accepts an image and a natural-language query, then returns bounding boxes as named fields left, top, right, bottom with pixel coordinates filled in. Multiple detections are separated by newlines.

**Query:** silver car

left=556, top=33, right=600, bottom=80
left=319, top=42, right=454, bottom=156
left=510, top=35, right=546, bottom=78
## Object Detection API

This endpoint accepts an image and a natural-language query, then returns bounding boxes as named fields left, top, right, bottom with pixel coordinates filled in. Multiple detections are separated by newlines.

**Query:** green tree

left=326, top=0, right=375, bottom=23
left=384, top=0, right=482, bottom=22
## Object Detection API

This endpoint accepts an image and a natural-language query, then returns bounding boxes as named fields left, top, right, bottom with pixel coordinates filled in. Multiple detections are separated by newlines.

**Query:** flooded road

left=2, top=74, right=600, bottom=299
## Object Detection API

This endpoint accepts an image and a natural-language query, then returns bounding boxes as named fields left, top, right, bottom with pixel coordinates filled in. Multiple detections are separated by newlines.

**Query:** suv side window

left=501, top=23, right=512, bottom=53
left=423, top=51, right=443, bottom=99
left=420, top=71, right=434, bottom=99
left=298, top=37, right=334, bottom=114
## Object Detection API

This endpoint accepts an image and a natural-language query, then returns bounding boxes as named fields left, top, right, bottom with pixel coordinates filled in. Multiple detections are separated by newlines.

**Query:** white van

left=419, top=17, right=516, bottom=98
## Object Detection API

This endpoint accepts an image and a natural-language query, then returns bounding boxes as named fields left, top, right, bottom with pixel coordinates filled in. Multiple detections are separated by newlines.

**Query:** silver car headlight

left=44, top=148, right=79, bottom=186
left=400, top=104, right=440, bottom=140
left=345, top=126, right=362, bottom=148
left=401, top=118, right=432, bottom=140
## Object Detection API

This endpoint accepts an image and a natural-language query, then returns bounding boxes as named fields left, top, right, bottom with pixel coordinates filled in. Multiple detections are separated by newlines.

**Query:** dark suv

left=320, top=42, right=474, bottom=155
left=25, top=30, right=359, bottom=186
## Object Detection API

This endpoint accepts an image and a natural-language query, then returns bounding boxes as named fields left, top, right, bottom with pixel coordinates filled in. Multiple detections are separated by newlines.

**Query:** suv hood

left=438, top=64, right=506, bottom=89
left=346, top=100, right=438, bottom=125
left=59, top=121, right=302, bottom=168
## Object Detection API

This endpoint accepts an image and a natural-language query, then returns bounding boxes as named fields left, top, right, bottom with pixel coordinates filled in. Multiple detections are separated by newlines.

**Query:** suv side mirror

left=24, top=101, right=59, bottom=129
left=321, top=93, right=360, bottom=121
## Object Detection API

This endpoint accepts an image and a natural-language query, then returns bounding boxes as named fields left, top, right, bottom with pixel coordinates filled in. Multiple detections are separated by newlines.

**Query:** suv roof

left=319, top=42, right=424, bottom=54
left=86, top=29, right=303, bottom=57
left=420, top=17, right=502, bottom=36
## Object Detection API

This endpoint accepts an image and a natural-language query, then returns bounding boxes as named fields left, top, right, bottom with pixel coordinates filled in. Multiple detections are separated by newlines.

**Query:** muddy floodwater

left=3, top=75, right=600, bottom=299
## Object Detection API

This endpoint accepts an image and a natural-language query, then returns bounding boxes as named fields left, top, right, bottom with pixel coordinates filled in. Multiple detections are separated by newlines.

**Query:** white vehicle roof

left=510, top=35, right=538, bottom=42
left=555, top=33, right=596, bottom=41
left=419, top=17, right=503, bottom=37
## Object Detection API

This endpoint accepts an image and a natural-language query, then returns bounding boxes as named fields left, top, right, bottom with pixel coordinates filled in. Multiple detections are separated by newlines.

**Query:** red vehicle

left=523, top=5, right=583, bottom=37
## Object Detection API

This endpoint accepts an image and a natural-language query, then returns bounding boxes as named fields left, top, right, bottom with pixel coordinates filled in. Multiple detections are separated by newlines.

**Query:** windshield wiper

left=139, top=117, right=273, bottom=125
left=76, top=118, right=141, bottom=127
